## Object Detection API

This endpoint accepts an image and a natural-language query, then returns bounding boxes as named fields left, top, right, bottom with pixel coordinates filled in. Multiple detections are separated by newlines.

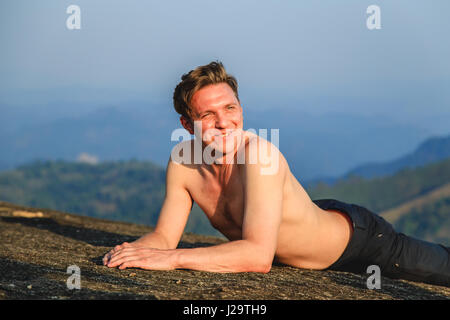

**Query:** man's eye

left=227, top=106, right=235, bottom=110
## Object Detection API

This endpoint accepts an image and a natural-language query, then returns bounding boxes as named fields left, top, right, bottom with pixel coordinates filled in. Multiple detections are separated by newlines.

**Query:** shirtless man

left=103, top=61, right=449, bottom=286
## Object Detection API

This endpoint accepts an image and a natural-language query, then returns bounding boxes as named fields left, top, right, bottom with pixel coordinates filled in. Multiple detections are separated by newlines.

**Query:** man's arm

left=106, top=139, right=286, bottom=273
left=139, top=158, right=194, bottom=249
left=103, top=157, right=193, bottom=265
left=172, top=139, right=285, bottom=273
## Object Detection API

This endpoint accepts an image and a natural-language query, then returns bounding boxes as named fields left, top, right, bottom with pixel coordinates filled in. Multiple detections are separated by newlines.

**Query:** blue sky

left=1, top=0, right=449, bottom=134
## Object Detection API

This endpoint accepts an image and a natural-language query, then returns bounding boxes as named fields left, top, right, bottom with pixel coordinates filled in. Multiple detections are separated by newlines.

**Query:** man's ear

left=180, top=116, right=194, bottom=135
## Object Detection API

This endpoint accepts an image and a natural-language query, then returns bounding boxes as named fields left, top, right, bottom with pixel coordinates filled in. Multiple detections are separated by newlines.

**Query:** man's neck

left=200, top=157, right=236, bottom=184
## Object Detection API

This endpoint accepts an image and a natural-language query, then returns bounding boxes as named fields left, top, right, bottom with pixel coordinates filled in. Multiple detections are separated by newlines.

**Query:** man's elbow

left=245, top=244, right=274, bottom=273
left=246, top=258, right=273, bottom=273
left=258, top=263, right=272, bottom=274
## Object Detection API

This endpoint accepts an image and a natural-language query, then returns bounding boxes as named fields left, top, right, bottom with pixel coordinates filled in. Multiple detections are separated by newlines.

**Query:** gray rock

left=0, top=201, right=449, bottom=300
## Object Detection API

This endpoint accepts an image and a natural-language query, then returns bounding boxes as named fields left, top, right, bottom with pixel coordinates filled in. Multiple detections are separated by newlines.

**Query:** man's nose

left=215, top=112, right=229, bottom=129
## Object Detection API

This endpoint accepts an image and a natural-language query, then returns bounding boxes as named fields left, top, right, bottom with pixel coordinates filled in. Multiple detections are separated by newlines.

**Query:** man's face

left=181, top=82, right=244, bottom=156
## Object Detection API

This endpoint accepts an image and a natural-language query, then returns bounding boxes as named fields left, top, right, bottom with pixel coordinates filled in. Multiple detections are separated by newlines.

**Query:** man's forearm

left=106, top=237, right=274, bottom=273
left=172, top=240, right=273, bottom=273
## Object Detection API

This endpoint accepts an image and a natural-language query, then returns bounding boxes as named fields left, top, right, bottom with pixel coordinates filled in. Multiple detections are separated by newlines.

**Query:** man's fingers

left=107, top=254, right=141, bottom=268
left=109, top=247, right=139, bottom=261
left=103, top=246, right=122, bottom=264
left=118, top=260, right=142, bottom=270
left=112, top=242, right=129, bottom=253
left=103, top=251, right=114, bottom=265
left=107, top=248, right=146, bottom=267
left=103, top=242, right=132, bottom=265
left=107, top=253, right=130, bottom=267
left=102, top=247, right=121, bottom=265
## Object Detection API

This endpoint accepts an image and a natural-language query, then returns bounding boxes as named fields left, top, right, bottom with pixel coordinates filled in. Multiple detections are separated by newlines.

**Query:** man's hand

left=103, top=242, right=177, bottom=270
left=103, top=241, right=133, bottom=266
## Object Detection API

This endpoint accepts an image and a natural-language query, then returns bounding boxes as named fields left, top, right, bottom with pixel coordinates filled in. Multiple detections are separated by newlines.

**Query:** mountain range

left=304, top=134, right=450, bottom=188
left=0, top=103, right=438, bottom=182
left=343, top=135, right=450, bottom=179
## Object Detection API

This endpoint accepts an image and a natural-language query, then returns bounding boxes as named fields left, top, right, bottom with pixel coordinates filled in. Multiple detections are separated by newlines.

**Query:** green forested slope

left=307, top=158, right=450, bottom=212
left=1, top=158, right=449, bottom=243
left=306, top=158, right=450, bottom=245
left=0, top=159, right=222, bottom=237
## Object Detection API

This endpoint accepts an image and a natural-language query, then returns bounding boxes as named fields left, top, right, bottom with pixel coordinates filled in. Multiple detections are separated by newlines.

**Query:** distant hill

left=0, top=159, right=221, bottom=238
left=304, top=134, right=450, bottom=188
left=377, top=182, right=450, bottom=245
left=0, top=159, right=165, bottom=225
left=390, top=196, right=450, bottom=246
left=342, top=135, right=450, bottom=180
left=1, top=156, right=449, bottom=244
left=307, top=157, right=450, bottom=245
left=379, top=182, right=450, bottom=224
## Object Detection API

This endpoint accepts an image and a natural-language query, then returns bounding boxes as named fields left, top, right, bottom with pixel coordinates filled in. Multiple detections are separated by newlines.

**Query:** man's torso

left=177, top=135, right=353, bottom=270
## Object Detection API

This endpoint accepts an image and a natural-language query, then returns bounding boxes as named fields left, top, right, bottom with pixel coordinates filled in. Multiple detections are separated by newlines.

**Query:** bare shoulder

left=167, top=139, right=199, bottom=184
left=170, top=139, right=197, bottom=165
left=240, top=130, right=288, bottom=177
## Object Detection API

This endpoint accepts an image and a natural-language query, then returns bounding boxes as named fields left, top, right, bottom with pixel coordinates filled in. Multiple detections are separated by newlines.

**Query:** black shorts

left=313, top=199, right=450, bottom=287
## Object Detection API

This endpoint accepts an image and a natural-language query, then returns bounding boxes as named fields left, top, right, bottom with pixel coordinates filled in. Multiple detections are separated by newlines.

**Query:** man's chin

left=200, top=130, right=244, bottom=161
left=201, top=141, right=239, bottom=163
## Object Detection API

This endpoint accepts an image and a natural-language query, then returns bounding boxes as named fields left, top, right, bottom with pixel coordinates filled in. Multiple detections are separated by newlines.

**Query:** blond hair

left=173, top=61, right=239, bottom=121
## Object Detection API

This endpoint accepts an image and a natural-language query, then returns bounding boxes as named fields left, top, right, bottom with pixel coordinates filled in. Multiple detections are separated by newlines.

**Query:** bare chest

left=187, top=168, right=245, bottom=237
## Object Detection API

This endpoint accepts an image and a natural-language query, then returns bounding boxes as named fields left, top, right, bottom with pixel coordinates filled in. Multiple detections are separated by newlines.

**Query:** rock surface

left=0, top=201, right=449, bottom=300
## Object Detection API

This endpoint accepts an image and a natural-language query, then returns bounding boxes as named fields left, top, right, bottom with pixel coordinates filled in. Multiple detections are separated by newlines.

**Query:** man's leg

left=382, top=232, right=450, bottom=286
left=314, top=199, right=450, bottom=287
